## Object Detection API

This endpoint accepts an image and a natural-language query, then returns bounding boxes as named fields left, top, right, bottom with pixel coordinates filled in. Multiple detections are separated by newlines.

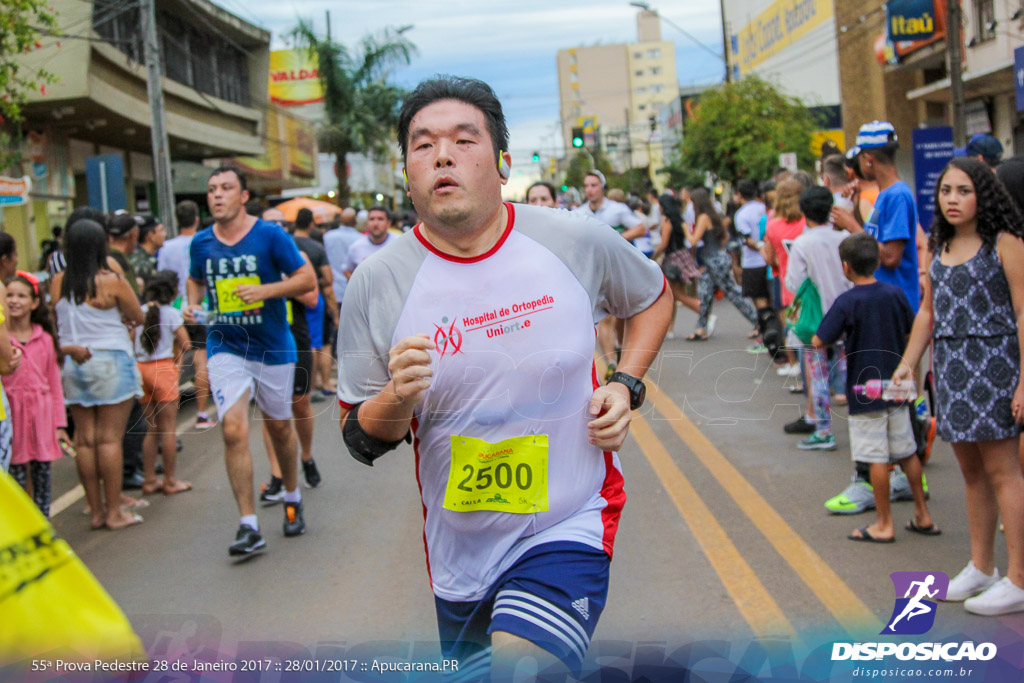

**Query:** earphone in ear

left=402, top=168, right=410, bottom=192
left=498, top=151, right=511, bottom=179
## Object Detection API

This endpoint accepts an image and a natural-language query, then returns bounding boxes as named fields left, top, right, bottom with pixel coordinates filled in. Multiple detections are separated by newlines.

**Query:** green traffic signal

left=532, top=152, right=540, bottom=162
left=571, top=126, right=584, bottom=148
left=561, top=184, right=568, bottom=191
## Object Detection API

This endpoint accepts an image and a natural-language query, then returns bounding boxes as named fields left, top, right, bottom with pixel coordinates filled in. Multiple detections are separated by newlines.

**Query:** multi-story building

left=2, top=0, right=316, bottom=270
left=840, top=0, right=1023, bottom=154
left=723, top=0, right=845, bottom=158
left=556, top=9, right=680, bottom=182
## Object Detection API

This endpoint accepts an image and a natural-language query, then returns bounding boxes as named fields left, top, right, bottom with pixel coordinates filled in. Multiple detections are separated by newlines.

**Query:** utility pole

left=947, top=0, right=966, bottom=146
left=141, top=0, right=176, bottom=234
left=720, top=1, right=731, bottom=83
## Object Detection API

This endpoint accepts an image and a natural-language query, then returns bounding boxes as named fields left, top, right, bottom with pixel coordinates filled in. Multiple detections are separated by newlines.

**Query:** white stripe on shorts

left=493, top=591, right=588, bottom=663
left=496, top=589, right=589, bottom=648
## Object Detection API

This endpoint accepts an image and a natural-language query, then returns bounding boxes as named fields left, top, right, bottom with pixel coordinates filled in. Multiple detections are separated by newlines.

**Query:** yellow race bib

left=444, top=435, right=549, bottom=514
left=215, top=276, right=264, bottom=314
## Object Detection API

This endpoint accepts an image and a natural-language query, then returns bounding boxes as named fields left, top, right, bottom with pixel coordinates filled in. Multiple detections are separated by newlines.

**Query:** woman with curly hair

left=652, top=198, right=700, bottom=316
left=894, top=157, right=1024, bottom=615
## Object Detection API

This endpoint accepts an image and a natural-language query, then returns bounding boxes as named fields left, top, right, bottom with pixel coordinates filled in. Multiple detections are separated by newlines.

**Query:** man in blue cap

left=962, top=133, right=1003, bottom=170
left=832, top=120, right=920, bottom=311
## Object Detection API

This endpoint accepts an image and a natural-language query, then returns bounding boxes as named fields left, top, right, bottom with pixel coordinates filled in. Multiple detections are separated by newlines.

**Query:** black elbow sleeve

left=342, top=403, right=411, bottom=466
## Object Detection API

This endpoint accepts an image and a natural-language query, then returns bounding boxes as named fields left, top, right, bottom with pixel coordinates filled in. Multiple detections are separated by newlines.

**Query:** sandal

left=685, top=332, right=708, bottom=341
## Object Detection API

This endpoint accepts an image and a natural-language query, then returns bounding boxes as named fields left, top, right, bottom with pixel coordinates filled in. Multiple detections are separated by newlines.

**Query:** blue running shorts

left=434, top=541, right=609, bottom=681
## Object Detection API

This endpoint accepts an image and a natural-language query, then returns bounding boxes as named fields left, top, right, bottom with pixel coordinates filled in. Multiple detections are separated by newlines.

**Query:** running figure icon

left=888, top=574, right=940, bottom=632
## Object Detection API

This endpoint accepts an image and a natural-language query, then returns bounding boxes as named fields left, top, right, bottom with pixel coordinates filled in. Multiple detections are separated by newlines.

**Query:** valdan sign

left=269, top=50, right=324, bottom=107
left=0, top=176, right=31, bottom=206
left=886, top=0, right=936, bottom=42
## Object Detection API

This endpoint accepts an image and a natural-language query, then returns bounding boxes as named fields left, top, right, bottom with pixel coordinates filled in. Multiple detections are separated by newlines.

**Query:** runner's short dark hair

left=175, top=200, right=199, bottom=231
left=799, top=186, right=833, bottom=225
left=295, top=208, right=314, bottom=230
left=839, top=233, right=879, bottom=277
left=736, top=179, right=758, bottom=201
left=398, top=76, right=509, bottom=165
left=208, top=165, right=248, bottom=192
left=367, top=205, right=391, bottom=219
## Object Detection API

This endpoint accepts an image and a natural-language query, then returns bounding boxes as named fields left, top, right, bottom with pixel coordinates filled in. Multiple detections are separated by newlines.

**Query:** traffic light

left=532, top=151, right=540, bottom=163
left=561, top=184, right=568, bottom=192
left=571, top=127, right=584, bottom=148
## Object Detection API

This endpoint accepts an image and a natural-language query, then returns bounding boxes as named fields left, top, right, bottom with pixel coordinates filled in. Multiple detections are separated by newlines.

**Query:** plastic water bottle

left=853, top=379, right=917, bottom=402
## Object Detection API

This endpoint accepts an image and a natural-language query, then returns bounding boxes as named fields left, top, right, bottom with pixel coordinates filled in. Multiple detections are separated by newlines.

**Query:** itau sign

left=887, top=0, right=936, bottom=42
left=0, top=176, right=31, bottom=206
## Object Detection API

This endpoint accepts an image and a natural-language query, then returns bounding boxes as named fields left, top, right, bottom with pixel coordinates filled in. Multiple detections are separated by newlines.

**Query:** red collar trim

left=414, top=203, right=515, bottom=264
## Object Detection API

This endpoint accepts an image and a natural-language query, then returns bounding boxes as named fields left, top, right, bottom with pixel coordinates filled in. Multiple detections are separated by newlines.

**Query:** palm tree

left=291, top=19, right=416, bottom=206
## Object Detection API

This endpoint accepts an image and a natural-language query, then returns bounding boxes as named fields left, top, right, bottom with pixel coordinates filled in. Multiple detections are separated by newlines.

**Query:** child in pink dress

left=5, top=271, right=68, bottom=517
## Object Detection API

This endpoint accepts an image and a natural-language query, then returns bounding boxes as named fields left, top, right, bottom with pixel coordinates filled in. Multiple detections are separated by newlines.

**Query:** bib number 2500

left=443, top=435, right=548, bottom=514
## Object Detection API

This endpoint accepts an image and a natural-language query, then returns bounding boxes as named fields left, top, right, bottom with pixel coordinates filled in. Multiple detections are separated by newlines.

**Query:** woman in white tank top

left=51, top=219, right=145, bottom=530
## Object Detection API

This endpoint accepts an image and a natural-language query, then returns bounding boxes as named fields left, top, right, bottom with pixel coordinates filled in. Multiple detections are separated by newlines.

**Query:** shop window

left=975, top=0, right=996, bottom=43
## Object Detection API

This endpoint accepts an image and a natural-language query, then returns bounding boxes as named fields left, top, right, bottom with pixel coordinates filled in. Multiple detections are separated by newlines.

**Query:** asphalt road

left=41, top=303, right=1024, bottom=678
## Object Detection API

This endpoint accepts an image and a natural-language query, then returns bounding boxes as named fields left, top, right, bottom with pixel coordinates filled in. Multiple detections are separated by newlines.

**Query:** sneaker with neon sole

left=825, top=475, right=875, bottom=514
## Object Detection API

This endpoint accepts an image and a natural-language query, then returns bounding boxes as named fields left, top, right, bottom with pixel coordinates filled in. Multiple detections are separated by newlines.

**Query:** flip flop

left=906, top=520, right=941, bottom=536
left=848, top=526, right=895, bottom=543
left=121, top=495, right=151, bottom=510
left=685, top=332, right=708, bottom=342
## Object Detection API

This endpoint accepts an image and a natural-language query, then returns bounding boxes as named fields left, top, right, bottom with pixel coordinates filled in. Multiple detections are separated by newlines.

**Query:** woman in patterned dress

left=894, top=158, right=1024, bottom=616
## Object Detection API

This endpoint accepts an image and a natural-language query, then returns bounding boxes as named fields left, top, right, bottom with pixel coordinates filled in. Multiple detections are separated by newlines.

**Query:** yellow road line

left=644, top=380, right=882, bottom=633
left=630, top=416, right=798, bottom=639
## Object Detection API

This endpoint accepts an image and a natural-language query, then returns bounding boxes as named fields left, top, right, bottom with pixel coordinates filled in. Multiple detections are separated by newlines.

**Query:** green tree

left=0, top=0, right=58, bottom=170
left=292, top=20, right=416, bottom=206
left=677, top=76, right=818, bottom=183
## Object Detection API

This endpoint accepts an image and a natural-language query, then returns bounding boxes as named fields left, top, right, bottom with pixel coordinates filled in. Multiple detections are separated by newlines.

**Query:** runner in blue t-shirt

left=185, top=166, right=317, bottom=559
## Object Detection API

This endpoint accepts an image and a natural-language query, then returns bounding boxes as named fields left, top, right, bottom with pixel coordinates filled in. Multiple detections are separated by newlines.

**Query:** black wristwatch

left=608, top=371, right=646, bottom=410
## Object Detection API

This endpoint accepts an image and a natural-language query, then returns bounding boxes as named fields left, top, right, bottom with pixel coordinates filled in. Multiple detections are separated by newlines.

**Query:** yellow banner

left=286, top=116, right=316, bottom=177
left=269, top=49, right=323, bottom=106
left=733, top=0, right=833, bottom=76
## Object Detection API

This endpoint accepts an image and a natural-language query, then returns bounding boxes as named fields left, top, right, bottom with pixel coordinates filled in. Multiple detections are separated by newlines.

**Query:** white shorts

left=848, top=407, right=916, bottom=465
left=207, top=353, right=295, bottom=421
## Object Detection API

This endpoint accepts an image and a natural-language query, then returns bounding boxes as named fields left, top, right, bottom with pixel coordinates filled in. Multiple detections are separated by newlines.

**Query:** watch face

left=634, top=383, right=646, bottom=409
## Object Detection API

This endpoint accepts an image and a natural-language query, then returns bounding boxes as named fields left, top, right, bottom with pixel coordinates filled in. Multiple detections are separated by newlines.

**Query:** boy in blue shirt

left=813, top=234, right=937, bottom=543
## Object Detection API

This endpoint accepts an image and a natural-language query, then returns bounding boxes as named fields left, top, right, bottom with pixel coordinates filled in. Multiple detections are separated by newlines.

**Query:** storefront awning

left=906, top=60, right=1013, bottom=102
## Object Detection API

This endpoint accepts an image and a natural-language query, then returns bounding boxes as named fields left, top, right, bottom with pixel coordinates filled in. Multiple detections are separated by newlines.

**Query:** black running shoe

left=228, top=525, right=266, bottom=558
left=783, top=416, right=815, bottom=434
left=259, top=476, right=284, bottom=506
left=283, top=501, right=306, bottom=537
left=302, top=458, right=322, bottom=488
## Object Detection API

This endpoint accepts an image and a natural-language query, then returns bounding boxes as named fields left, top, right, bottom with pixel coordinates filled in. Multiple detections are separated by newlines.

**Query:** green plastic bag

left=788, top=278, right=824, bottom=345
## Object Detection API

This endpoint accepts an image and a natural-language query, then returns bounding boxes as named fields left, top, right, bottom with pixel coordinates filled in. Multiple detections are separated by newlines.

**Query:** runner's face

left=584, top=176, right=604, bottom=203
left=405, top=99, right=506, bottom=230
left=938, top=167, right=977, bottom=229
left=527, top=185, right=556, bottom=208
left=366, top=210, right=389, bottom=242
left=208, top=172, right=248, bottom=224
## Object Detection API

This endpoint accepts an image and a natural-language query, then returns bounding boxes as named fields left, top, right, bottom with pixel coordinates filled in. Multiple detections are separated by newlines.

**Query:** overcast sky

left=220, top=0, right=725, bottom=168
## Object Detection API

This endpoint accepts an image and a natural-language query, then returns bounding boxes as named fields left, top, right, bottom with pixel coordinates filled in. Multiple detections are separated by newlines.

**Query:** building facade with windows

left=3, top=0, right=281, bottom=270
left=556, top=9, right=680, bottom=181
left=837, top=0, right=1023, bottom=182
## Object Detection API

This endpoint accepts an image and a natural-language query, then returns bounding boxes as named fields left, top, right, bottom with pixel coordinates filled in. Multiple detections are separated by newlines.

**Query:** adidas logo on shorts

left=571, top=597, right=590, bottom=620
